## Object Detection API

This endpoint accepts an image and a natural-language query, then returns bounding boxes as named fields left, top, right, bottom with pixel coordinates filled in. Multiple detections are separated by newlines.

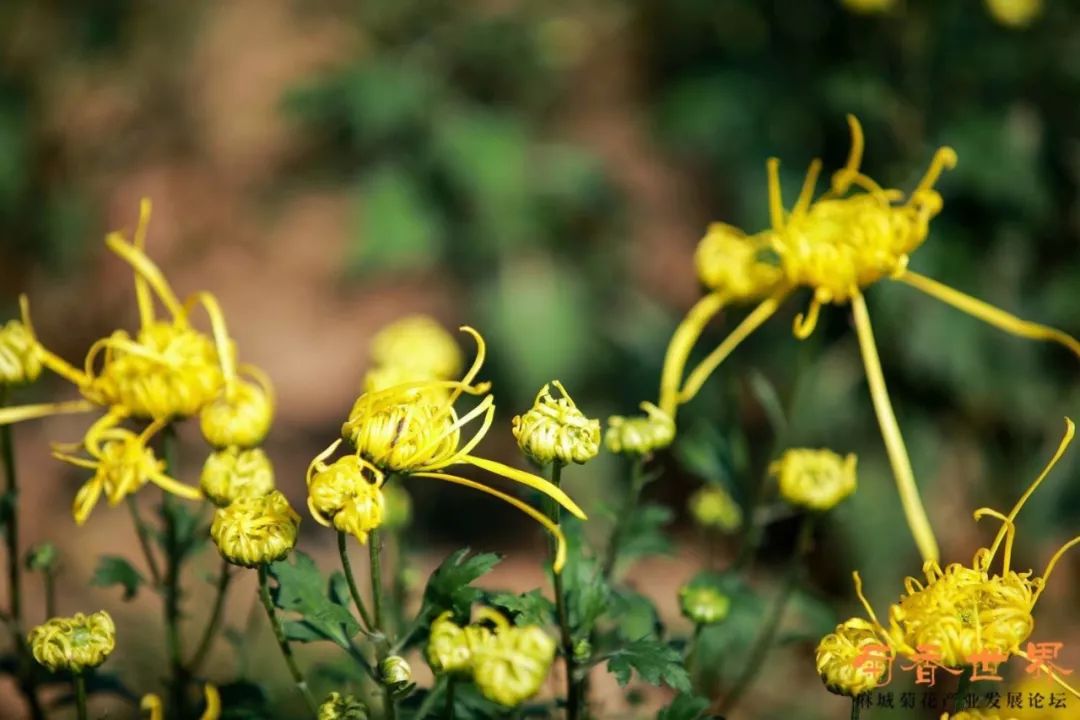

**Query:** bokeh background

left=1, top=0, right=1078, bottom=718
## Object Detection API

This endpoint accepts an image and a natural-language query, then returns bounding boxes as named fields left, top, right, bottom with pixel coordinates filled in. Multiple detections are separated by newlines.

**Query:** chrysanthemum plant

left=0, top=115, right=1077, bottom=720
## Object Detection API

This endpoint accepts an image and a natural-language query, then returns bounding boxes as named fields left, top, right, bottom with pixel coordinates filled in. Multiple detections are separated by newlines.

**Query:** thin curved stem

left=186, top=559, right=233, bottom=674
left=547, top=463, right=580, bottom=720
left=369, top=529, right=397, bottom=720
left=74, top=673, right=88, bottom=720
left=337, top=532, right=374, bottom=631
left=126, top=496, right=162, bottom=586
left=257, top=566, right=319, bottom=716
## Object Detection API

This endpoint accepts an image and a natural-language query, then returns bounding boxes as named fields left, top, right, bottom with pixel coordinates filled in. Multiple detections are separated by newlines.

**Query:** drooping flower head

left=200, top=446, right=275, bottom=507
left=771, top=448, right=857, bottom=511
left=210, top=490, right=300, bottom=568
left=306, top=450, right=386, bottom=544
left=815, top=618, right=888, bottom=697
left=512, top=380, right=600, bottom=466
left=28, top=610, right=116, bottom=673
left=200, top=365, right=275, bottom=449
left=314, top=327, right=585, bottom=572
left=52, top=412, right=201, bottom=525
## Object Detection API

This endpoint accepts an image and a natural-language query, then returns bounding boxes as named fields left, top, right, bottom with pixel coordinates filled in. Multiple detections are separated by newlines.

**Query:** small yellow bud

left=770, top=449, right=857, bottom=511
left=0, top=311, right=42, bottom=386
left=318, top=692, right=368, bottom=720
left=200, top=447, right=275, bottom=507
left=985, top=0, right=1042, bottom=27
left=472, top=623, right=557, bottom=707
left=605, top=402, right=675, bottom=456
left=426, top=611, right=474, bottom=675
left=28, top=610, right=116, bottom=673
left=210, top=490, right=299, bottom=568
left=694, top=223, right=782, bottom=302
left=380, top=655, right=413, bottom=690
left=368, top=315, right=463, bottom=382
left=200, top=372, right=274, bottom=449
left=815, top=618, right=887, bottom=697
left=512, top=381, right=600, bottom=466
left=679, top=585, right=731, bottom=626
left=307, top=455, right=385, bottom=544
left=688, top=486, right=743, bottom=532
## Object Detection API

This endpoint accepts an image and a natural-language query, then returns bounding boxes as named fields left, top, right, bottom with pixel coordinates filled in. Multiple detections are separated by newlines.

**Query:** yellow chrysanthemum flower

left=815, top=617, right=889, bottom=697
left=512, top=380, right=600, bottom=466
left=367, top=314, right=463, bottom=383
left=52, top=412, right=201, bottom=525
left=688, top=486, right=743, bottom=532
left=771, top=448, right=857, bottom=511
left=427, top=611, right=481, bottom=675
left=306, top=453, right=386, bottom=544
left=200, top=446, right=275, bottom=507
left=200, top=365, right=275, bottom=449
left=142, top=684, right=221, bottom=720
left=315, top=327, right=585, bottom=572
left=841, top=419, right=1080, bottom=700
left=605, top=401, right=675, bottom=456
left=985, top=0, right=1042, bottom=27
left=28, top=610, right=116, bottom=673
left=0, top=296, right=43, bottom=386
left=667, top=116, right=1080, bottom=565
left=318, top=692, right=368, bottom=720
left=210, top=490, right=300, bottom=568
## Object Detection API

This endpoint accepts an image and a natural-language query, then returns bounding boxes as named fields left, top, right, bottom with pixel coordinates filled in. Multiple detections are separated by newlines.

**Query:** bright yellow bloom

left=210, top=490, right=300, bottom=568
left=200, top=365, right=275, bottom=449
left=679, top=585, right=731, bottom=625
left=0, top=296, right=42, bottom=386
left=366, top=314, right=463, bottom=384
left=200, top=447, right=275, bottom=507
left=842, top=420, right=1080, bottom=699
left=815, top=618, right=888, bottom=697
left=841, top=0, right=896, bottom=14
left=771, top=448, right=857, bottom=511
left=319, top=327, right=585, bottom=572
left=427, top=611, right=481, bottom=675
left=142, top=684, right=221, bottom=720
left=318, top=692, right=368, bottom=720
left=669, top=116, right=1080, bottom=565
left=512, top=380, right=600, bottom=465
left=688, top=486, right=742, bottom=532
left=471, top=608, right=557, bottom=707
left=605, top=401, right=675, bottom=456
left=985, top=0, right=1042, bottom=27
left=28, top=610, right=115, bottom=673
left=53, top=412, right=201, bottom=525
left=306, top=453, right=385, bottom=544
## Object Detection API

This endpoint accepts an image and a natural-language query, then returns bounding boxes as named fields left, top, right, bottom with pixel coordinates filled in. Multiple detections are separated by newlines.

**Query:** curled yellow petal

left=0, top=400, right=96, bottom=427
left=460, top=455, right=586, bottom=520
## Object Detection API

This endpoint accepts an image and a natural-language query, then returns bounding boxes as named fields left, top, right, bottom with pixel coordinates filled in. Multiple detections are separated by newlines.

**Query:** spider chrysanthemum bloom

left=771, top=448, right=857, bottom=511
left=688, top=486, right=743, bottom=532
left=667, top=116, right=1080, bottom=565
left=605, top=401, right=675, bottom=456
left=815, top=617, right=888, bottom=697
left=200, top=447, right=275, bottom=507
left=512, top=380, right=600, bottom=465
left=471, top=609, right=557, bottom=708
left=200, top=366, right=274, bottom=449
left=317, top=327, right=585, bottom=571
left=679, top=585, right=731, bottom=625
left=318, top=692, right=368, bottom=720
left=0, top=296, right=42, bottom=386
left=844, top=420, right=1080, bottom=700
left=53, top=413, right=201, bottom=524
left=28, top=610, right=116, bottom=673
left=985, top=0, right=1042, bottom=27
left=142, top=684, right=221, bottom=720
left=306, top=453, right=385, bottom=544
left=210, top=490, right=300, bottom=568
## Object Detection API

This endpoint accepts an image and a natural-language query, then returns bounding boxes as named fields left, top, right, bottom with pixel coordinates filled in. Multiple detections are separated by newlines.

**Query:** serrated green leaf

left=606, top=640, right=691, bottom=693
left=90, top=556, right=145, bottom=601
left=560, top=525, right=609, bottom=637
left=269, top=552, right=360, bottom=649
left=657, top=693, right=710, bottom=720
left=487, top=589, right=554, bottom=627
left=421, top=549, right=502, bottom=620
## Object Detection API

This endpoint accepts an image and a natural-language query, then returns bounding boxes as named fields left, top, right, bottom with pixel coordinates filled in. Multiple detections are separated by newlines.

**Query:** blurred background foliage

left=1, top=0, right=1078, bottom=717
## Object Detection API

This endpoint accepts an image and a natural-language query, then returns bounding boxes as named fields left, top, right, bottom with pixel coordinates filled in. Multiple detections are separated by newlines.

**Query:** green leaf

left=617, top=503, right=674, bottom=562
left=90, top=556, right=145, bottom=601
left=216, top=680, right=270, bottom=720
left=268, top=551, right=360, bottom=649
left=606, top=639, right=691, bottom=693
left=421, top=549, right=502, bottom=619
left=610, top=589, right=661, bottom=642
left=486, top=589, right=554, bottom=627
left=350, top=165, right=443, bottom=275
left=657, top=693, right=711, bottom=720
left=560, top=525, right=609, bottom=637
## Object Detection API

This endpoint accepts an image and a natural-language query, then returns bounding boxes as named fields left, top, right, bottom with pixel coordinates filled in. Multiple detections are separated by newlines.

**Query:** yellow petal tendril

left=895, top=270, right=1080, bottom=358
left=141, top=693, right=163, bottom=720
left=793, top=294, right=824, bottom=340
left=105, top=234, right=186, bottom=323
left=794, top=159, right=824, bottom=216
left=658, top=292, right=726, bottom=417
left=767, top=157, right=784, bottom=230
left=460, top=455, right=586, bottom=520
left=187, top=291, right=237, bottom=392
left=0, top=400, right=96, bottom=427
left=201, top=683, right=221, bottom=720
left=851, top=290, right=939, bottom=564
left=133, top=198, right=155, bottom=330
left=831, top=114, right=865, bottom=195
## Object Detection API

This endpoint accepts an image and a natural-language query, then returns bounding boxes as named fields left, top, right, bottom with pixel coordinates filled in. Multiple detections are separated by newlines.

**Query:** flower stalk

left=369, top=528, right=397, bottom=720
left=337, top=531, right=374, bottom=631
left=74, top=672, right=88, bottom=720
left=257, top=565, right=318, bottom=716
left=547, top=462, right=581, bottom=720
left=186, top=559, right=233, bottom=674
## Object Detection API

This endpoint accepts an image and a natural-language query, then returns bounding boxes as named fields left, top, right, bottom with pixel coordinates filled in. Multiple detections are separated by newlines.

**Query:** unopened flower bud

left=210, top=490, right=299, bottom=567
left=771, top=449, right=857, bottom=511
left=816, top=618, right=888, bottom=697
left=472, top=623, right=557, bottom=707
left=605, top=402, right=675, bottom=456
left=426, top=611, right=473, bottom=675
left=200, top=372, right=274, bottom=449
left=307, top=455, right=385, bottom=544
left=0, top=298, right=42, bottom=386
left=512, top=381, right=600, bottom=466
left=688, top=486, right=742, bottom=532
left=380, top=655, right=413, bottom=690
left=28, top=611, right=116, bottom=673
left=572, top=638, right=592, bottom=663
left=200, top=447, right=275, bottom=507
left=25, top=543, right=59, bottom=573
left=679, top=585, right=731, bottom=625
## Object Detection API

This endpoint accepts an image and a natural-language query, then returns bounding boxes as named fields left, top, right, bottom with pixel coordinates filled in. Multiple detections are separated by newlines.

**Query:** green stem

left=337, top=532, right=375, bottom=631
left=258, top=565, right=319, bottom=716
left=161, top=426, right=187, bottom=717
left=369, top=528, right=396, bottom=720
left=74, top=672, right=88, bottom=720
left=0, top=389, right=45, bottom=720
left=547, top=463, right=580, bottom=720
left=601, top=458, right=648, bottom=581
left=186, top=559, right=233, bottom=674
left=719, top=515, right=814, bottom=714
left=412, top=675, right=447, bottom=720
left=126, top=496, right=162, bottom=586
left=444, top=676, right=456, bottom=720
left=851, top=698, right=860, bottom=720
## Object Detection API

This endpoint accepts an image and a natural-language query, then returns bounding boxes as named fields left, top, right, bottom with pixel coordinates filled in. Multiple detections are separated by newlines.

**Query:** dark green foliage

left=268, top=552, right=360, bottom=649
left=90, top=556, right=145, bottom=601
left=421, top=549, right=502, bottom=620
left=607, top=639, right=692, bottom=693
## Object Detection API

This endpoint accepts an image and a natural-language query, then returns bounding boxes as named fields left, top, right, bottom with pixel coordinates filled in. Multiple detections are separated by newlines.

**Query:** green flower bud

left=679, top=585, right=731, bottom=626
